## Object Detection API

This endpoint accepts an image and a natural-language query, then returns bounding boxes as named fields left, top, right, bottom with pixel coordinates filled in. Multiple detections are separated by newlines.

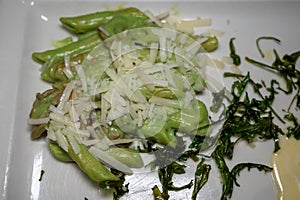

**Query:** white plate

left=1, top=0, right=299, bottom=199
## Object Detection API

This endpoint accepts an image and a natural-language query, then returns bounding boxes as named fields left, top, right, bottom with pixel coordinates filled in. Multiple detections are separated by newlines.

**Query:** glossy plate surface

left=0, top=0, right=299, bottom=199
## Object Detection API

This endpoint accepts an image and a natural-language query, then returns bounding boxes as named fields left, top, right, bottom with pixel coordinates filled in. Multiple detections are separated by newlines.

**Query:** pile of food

left=28, top=7, right=300, bottom=200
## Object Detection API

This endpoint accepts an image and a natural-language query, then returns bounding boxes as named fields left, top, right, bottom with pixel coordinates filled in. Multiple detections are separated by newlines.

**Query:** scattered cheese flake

left=28, top=117, right=49, bottom=125
left=207, top=29, right=224, bottom=37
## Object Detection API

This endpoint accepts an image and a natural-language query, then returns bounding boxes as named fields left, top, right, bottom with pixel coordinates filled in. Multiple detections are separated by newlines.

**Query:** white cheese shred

left=28, top=117, right=49, bottom=125
left=75, top=65, right=87, bottom=92
left=144, top=10, right=163, bottom=26
left=57, top=80, right=76, bottom=110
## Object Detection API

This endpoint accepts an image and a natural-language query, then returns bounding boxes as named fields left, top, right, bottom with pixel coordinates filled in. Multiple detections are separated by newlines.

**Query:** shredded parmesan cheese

left=43, top=24, right=218, bottom=175
left=28, top=117, right=49, bottom=125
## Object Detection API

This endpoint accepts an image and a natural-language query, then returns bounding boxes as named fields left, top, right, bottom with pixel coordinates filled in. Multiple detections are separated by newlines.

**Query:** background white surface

left=0, top=0, right=299, bottom=199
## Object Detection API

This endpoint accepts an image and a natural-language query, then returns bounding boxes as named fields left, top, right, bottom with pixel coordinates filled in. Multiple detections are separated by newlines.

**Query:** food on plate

left=28, top=6, right=300, bottom=200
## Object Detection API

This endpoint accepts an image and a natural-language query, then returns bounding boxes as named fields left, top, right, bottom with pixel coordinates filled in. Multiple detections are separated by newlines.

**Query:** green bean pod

left=167, top=100, right=209, bottom=136
left=106, top=148, right=144, bottom=168
left=152, top=127, right=177, bottom=148
left=30, top=88, right=62, bottom=119
left=29, top=88, right=62, bottom=139
left=192, top=35, right=218, bottom=52
left=41, top=53, right=84, bottom=83
left=138, top=117, right=177, bottom=147
left=31, top=124, right=47, bottom=140
left=186, top=70, right=206, bottom=93
left=196, top=101, right=210, bottom=136
left=49, top=143, right=73, bottom=162
left=201, top=36, right=218, bottom=52
left=32, top=32, right=100, bottom=64
left=98, top=14, right=156, bottom=39
left=139, top=86, right=176, bottom=100
left=59, top=7, right=153, bottom=34
left=67, top=142, right=120, bottom=184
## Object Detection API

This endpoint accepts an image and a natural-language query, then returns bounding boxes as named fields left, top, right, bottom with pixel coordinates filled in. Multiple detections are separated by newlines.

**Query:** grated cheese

left=144, top=10, right=163, bottom=27
left=28, top=117, right=49, bottom=125
left=55, top=129, right=68, bottom=152
left=57, top=80, right=76, bottom=110
left=42, top=24, right=217, bottom=175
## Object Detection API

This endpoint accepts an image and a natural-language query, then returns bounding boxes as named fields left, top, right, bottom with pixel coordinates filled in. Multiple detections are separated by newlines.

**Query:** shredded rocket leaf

left=229, top=37, right=241, bottom=66
left=191, top=159, right=211, bottom=200
left=256, top=36, right=281, bottom=58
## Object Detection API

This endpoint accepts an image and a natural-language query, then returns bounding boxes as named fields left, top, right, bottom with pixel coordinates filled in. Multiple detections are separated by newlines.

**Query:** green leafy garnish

left=111, top=169, right=129, bottom=200
left=191, top=159, right=211, bottom=200
left=229, top=37, right=241, bottom=66
left=153, top=162, right=193, bottom=200
left=256, top=36, right=281, bottom=58
left=39, top=170, right=45, bottom=181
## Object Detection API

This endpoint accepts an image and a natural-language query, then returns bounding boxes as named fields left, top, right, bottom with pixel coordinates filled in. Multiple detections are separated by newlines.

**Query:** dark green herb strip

left=224, top=72, right=285, bottom=124
left=231, top=163, right=272, bottom=187
left=191, top=159, right=211, bottom=200
left=111, top=169, right=129, bottom=200
left=156, top=162, right=194, bottom=199
left=212, top=146, right=233, bottom=200
left=209, top=70, right=287, bottom=199
left=284, top=113, right=300, bottom=139
left=152, top=185, right=166, bottom=200
left=39, top=170, right=45, bottom=181
left=229, top=37, right=241, bottom=66
left=245, top=50, right=300, bottom=95
left=256, top=36, right=281, bottom=58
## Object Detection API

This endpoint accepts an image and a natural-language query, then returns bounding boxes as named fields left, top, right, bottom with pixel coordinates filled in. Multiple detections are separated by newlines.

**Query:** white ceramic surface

left=1, top=1, right=299, bottom=199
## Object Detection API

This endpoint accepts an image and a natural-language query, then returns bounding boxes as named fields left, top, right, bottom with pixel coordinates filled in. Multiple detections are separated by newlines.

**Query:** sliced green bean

left=106, top=148, right=144, bottom=168
left=49, top=143, right=73, bottom=162
left=40, top=58, right=62, bottom=82
left=201, top=36, right=218, bottom=52
left=42, top=53, right=84, bottom=83
left=60, top=7, right=154, bottom=34
left=51, top=36, right=73, bottom=49
left=167, top=100, right=209, bottom=136
left=29, top=88, right=62, bottom=119
left=67, top=142, right=120, bottom=184
left=139, top=86, right=176, bottom=100
left=77, top=30, right=99, bottom=40
left=31, top=124, right=47, bottom=140
left=196, top=101, right=210, bottom=136
left=30, top=89, right=62, bottom=139
left=98, top=14, right=156, bottom=39
left=152, top=127, right=177, bottom=148
left=186, top=70, right=206, bottom=92
left=32, top=32, right=100, bottom=64
left=138, top=116, right=177, bottom=147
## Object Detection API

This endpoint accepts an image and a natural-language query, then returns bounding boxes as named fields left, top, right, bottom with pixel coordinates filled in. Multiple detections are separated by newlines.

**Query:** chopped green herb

left=256, top=36, right=281, bottom=58
left=39, top=169, right=45, bottom=181
left=111, top=169, right=129, bottom=200
left=231, top=163, right=272, bottom=186
left=229, top=37, right=241, bottom=66
left=155, top=162, right=193, bottom=199
left=152, top=185, right=166, bottom=200
left=191, top=159, right=211, bottom=200
left=245, top=50, right=300, bottom=95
